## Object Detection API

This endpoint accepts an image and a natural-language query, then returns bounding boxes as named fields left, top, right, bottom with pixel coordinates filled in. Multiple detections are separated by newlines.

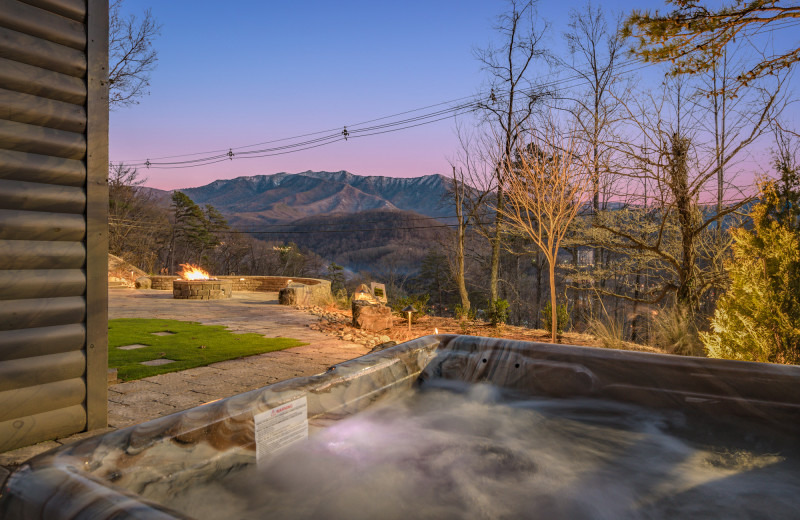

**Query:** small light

left=402, top=305, right=417, bottom=331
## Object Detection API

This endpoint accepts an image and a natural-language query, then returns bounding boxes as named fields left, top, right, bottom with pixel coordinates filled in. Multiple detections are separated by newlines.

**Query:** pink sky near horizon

left=109, top=1, right=798, bottom=196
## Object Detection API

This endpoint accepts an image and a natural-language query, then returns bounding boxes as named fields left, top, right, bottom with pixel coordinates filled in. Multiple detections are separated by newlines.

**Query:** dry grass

left=311, top=306, right=664, bottom=354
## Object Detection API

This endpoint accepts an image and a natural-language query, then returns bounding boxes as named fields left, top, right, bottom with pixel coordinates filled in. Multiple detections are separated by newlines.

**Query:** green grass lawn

left=108, top=318, right=305, bottom=381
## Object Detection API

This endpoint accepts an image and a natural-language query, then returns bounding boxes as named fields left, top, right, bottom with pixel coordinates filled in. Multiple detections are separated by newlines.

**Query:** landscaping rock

left=352, top=300, right=393, bottom=332
left=279, top=280, right=332, bottom=306
left=134, top=276, right=152, bottom=289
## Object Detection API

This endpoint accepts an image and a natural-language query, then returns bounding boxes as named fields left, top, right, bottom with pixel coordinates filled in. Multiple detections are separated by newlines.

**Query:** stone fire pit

left=173, top=279, right=232, bottom=300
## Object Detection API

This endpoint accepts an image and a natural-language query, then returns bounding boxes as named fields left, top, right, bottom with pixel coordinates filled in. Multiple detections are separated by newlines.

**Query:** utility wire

left=115, top=19, right=799, bottom=170
left=109, top=220, right=487, bottom=234
left=111, top=212, right=467, bottom=227
left=118, top=58, right=650, bottom=169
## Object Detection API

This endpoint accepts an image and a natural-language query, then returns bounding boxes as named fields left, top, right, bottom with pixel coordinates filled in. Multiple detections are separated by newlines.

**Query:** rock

left=352, top=300, right=393, bottom=332
left=134, top=277, right=152, bottom=289
left=379, top=335, right=391, bottom=343
left=279, top=280, right=332, bottom=306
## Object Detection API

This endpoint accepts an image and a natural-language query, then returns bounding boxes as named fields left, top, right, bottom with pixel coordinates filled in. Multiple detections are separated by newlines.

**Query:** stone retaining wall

left=173, top=279, right=233, bottom=300
left=148, top=275, right=324, bottom=292
left=148, top=275, right=332, bottom=306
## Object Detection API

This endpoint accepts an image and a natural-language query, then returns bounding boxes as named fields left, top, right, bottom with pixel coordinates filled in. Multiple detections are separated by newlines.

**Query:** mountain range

left=168, top=170, right=454, bottom=227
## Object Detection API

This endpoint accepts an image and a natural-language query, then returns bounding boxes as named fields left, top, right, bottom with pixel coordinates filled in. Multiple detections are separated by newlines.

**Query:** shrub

left=391, top=294, right=430, bottom=324
left=487, top=299, right=509, bottom=326
left=700, top=219, right=800, bottom=363
left=454, top=303, right=476, bottom=321
left=702, top=174, right=800, bottom=364
left=331, top=288, right=351, bottom=310
left=542, top=301, right=570, bottom=334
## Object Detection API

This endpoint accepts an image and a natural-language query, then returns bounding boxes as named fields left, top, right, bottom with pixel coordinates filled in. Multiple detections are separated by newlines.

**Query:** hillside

left=261, top=208, right=449, bottom=273
left=178, top=170, right=454, bottom=226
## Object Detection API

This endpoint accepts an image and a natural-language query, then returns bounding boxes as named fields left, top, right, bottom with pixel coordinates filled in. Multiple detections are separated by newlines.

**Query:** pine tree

left=203, top=204, right=229, bottom=249
left=170, top=191, right=212, bottom=266
left=326, top=262, right=345, bottom=294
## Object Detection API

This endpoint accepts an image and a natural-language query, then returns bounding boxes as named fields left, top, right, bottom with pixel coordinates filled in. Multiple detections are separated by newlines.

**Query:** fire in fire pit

left=178, top=264, right=212, bottom=281
left=173, top=264, right=232, bottom=300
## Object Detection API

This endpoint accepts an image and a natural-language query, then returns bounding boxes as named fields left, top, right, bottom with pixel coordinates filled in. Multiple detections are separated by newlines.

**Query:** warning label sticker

left=254, top=396, right=308, bottom=462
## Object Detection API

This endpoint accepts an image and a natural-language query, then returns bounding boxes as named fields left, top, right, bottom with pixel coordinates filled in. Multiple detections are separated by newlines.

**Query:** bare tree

left=500, top=126, right=592, bottom=341
left=475, top=0, right=551, bottom=307
left=108, top=163, right=169, bottom=272
left=447, top=125, right=494, bottom=315
left=588, top=74, right=787, bottom=315
left=450, top=166, right=473, bottom=314
left=561, top=2, right=626, bottom=215
left=109, top=0, right=161, bottom=108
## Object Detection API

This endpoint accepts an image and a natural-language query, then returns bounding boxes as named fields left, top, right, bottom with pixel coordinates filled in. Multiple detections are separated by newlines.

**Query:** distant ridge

left=175, top=170, right=454, bottom=227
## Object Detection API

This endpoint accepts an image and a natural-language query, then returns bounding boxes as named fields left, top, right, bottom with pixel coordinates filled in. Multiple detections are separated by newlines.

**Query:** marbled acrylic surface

left=2, top=335, right=799, bottom=519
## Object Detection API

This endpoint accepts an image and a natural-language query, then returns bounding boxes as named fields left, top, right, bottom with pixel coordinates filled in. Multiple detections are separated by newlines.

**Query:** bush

left=454, top=303, right=476, bottom=321
left=391, top=294, right=430, bottom=324
left=651, top=305, right=703, bottom=356
left=542, top=301, right=570, bottom=334
left=331, top=288, right=351, bottom=310
left=487, top=299, right=509, bottom=326
left=702, top=176, right=800, bottom=364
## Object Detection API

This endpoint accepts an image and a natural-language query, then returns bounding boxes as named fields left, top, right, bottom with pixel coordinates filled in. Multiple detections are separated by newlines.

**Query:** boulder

left=352, top=300, right=393, bottom=332
left=134, top=276, right=152, bottom=289
left=279, top=280, right=332, bottom=306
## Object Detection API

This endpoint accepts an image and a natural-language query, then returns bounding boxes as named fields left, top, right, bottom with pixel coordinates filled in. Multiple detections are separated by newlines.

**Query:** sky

left=110, top=1, right=798, bottom=191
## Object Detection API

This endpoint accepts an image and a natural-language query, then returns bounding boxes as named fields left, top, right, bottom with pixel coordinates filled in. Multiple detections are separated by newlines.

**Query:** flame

left=178, top=263, right=211, bottom=280
left=434, top=328, right=438, bottom=334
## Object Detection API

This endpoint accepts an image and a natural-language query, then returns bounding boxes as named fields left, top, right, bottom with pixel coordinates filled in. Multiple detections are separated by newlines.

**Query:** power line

left=110, top=212, right=468, bottom=229
left=109, top=219, right=482, bottom=234
left=114, top=19, right=800, bottom=170
left=117, top=58, right=651, bottom=169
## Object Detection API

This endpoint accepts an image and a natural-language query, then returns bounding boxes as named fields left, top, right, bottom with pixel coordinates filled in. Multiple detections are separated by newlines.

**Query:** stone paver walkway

left=0, top=289, right=370, bottom=474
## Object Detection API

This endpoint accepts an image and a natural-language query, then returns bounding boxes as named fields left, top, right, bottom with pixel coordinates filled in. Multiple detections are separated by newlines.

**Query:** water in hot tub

left=167, top=380, right=800, bottom=519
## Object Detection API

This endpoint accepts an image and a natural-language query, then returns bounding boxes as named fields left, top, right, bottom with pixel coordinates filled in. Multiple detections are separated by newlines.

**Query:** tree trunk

left=535, top=252, right=543, bottom=327
left=452, top=167, right=470, bottom=313
left=671, top=134, right=695, bottom=310
left=549, top=259, right=557, bottom=343
left=456, top=225, right=470, bottom=312
left=490, top=182, right=504, bottom=303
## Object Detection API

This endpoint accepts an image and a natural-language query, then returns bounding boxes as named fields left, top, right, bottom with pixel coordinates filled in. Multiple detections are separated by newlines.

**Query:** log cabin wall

left=0, top=0, right=109, bottom=452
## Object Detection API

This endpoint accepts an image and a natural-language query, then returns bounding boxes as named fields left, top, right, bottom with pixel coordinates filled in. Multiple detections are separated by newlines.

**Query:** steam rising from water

left=170, top=381, right=799, bottom=519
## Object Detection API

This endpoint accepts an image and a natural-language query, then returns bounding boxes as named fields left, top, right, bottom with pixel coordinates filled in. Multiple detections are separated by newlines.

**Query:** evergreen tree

left=204, top=204, right=230, bottom=242
left=702, top=169, right=800, bottom=364
left=327, top=262, right=346, bottom=294
left=170, top=191, right=211, bottom=266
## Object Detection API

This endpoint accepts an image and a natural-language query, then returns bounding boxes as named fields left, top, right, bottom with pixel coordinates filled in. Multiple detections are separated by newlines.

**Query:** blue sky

left=110, top=1, right=796, bottom=191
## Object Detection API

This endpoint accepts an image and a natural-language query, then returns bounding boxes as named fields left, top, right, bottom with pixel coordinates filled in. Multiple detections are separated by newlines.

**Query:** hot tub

left=2, top=335, right=799, bottom=519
